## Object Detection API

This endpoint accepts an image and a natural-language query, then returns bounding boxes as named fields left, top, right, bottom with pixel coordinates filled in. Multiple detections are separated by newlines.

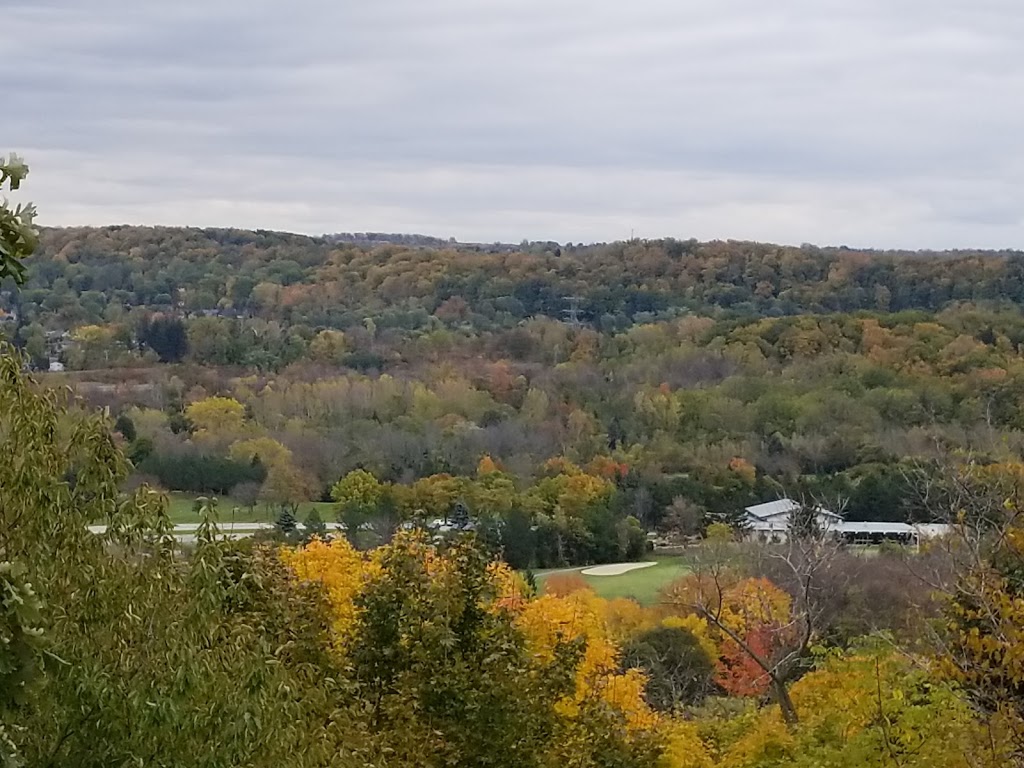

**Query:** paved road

left=87, top=522, right=276, bottom=535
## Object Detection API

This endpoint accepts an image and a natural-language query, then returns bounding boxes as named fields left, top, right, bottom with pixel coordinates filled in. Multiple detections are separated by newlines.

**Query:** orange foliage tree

left=542, top=572, right=593, bottom=598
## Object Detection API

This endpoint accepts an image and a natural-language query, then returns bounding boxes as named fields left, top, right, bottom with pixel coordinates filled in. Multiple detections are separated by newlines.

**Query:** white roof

left=745, top=499, right=800, bottom=519
left=745, top=498, right=840, bottom=520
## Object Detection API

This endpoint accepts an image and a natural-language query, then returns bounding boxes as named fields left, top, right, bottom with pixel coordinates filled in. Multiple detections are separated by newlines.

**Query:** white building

left=743, top=498, right=951, bottom=546
left=743, top=498, right=841, bottom=541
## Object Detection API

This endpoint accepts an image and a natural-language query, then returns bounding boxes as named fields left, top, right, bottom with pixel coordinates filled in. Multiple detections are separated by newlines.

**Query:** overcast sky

left=5, top=0, right=1023, bottom=248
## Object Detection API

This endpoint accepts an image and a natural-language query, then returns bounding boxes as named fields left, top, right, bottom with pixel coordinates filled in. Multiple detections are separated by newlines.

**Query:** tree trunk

left=771, top=677, right=799, bottom=728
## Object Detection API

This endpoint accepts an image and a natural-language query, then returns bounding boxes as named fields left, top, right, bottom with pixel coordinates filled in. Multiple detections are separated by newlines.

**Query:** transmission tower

left=562, top=295, right=584, bottom=329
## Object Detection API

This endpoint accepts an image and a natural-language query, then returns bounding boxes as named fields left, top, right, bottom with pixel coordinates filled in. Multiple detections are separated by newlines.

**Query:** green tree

left=502, top=507, right=536, bottom=569
left=0, top=345, right=361, bottom=767
left=303, top=508, right=328, bottom=540
left=138, top=314, right=189, bottom=363
left=347, top=532, right=578, bottom=767
left=332, top=469, right=385, bottom=546
left=114, top=412, right=137, bottom=442
left=622, top=626, right=714, bottom=712
left=0, top=162, right=348, bottom=766
left=0, top=153, right=37, bottom=284
left=275, top=505, right=299, bottom=538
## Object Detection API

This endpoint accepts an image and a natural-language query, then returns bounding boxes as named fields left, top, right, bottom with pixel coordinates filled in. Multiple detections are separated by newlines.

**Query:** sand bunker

left=581, top=562, right=657, bottom=577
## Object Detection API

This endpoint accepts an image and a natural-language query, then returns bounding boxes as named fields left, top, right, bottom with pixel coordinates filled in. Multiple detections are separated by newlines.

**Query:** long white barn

left=742, top=498, right=950, bottom=545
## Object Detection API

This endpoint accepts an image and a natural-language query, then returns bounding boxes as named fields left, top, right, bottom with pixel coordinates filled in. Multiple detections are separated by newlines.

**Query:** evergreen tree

left=113, top=413, right=136, bottom=442
left=139, top=314, right=188, bottom=363
left=451, top=499, right=471, bottom=530
left=275, top=506, right=298, bottom=536
left=303, top=508, right=327, bottom=540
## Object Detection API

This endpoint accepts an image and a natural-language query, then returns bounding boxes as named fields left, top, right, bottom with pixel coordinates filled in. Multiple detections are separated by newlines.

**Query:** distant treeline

left=6, top=226, right=1024, bottom=334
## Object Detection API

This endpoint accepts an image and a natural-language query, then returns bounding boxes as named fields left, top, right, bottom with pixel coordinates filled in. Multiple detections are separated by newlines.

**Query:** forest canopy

left=6, top=225, right=1024, bottom=552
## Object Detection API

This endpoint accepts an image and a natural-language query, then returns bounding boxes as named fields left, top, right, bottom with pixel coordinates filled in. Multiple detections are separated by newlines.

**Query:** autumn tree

left=671, top=516, right=845, bottom=727
left=714, top=644, right=1009, bottom=768
left=920, top=461, right=1024, bottom=761
left=308, top=328, right=347, bottom=366
left=260, top=461, right=320, bottom=516
left=283, top=533, right=675, bottom=765
left=185, top=395, right=247, bottom=438
left=229, top=435, right=293, bottom=469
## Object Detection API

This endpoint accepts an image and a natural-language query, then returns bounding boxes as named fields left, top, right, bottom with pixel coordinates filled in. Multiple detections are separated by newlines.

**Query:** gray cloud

left=4, top=0, right=1024, bottom=247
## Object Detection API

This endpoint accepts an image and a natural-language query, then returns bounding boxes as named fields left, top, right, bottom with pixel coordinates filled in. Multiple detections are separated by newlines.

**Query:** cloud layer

left=5, top=0, right=1024, bottom=247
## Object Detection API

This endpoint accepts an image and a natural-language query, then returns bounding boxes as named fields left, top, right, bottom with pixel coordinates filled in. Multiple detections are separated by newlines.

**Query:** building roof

left=745, top=499, right=799, bottom=519
left=742, top=498, right=955, bottom=540
left=744, top=498, right=840, bottom=520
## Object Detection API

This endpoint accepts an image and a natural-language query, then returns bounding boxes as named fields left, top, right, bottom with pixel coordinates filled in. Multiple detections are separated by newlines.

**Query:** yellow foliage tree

left=279, top=537, right=376, bottom=653
left=515, top=591, right=659, bottom=732
left=659, top=721, right=714, bottom=768
left=398, top=473, right=464, bottom=520
left=719, top=578, right=792, bottom=638
left=717, top=648, right=1009, bottom=768
left=229, top=436, right=292, bottom=469
left=185, top=396, right=246, bottom=439
left=308, top=329, right=347, bottom=366
left=466, top=471, right=518, bottom=517
left=528, top=471, right=615, bottom=518
left=938, top=460, right=1024, bottom=754
left=283, top=533, right=710, bottom=765
left=330, top=468, right=384, bottom=510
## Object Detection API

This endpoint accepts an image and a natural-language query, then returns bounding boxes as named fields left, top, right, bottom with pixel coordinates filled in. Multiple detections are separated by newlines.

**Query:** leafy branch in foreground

left=0, top=152, right=37, bottom=285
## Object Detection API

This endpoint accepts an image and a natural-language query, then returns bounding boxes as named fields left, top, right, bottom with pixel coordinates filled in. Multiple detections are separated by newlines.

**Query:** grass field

left=535, top=555, right=691, bottom=605
left=163, top=492, right=334, bottom=525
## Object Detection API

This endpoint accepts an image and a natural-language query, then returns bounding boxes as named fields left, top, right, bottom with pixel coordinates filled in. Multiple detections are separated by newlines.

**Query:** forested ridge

left=11, top=225, right=1024, bottom=332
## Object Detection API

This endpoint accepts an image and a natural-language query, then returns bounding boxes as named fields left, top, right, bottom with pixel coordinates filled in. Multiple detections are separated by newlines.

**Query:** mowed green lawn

left=163, top=492, right=334, bottom=525
left=535, top=555, right=691, bottom=605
